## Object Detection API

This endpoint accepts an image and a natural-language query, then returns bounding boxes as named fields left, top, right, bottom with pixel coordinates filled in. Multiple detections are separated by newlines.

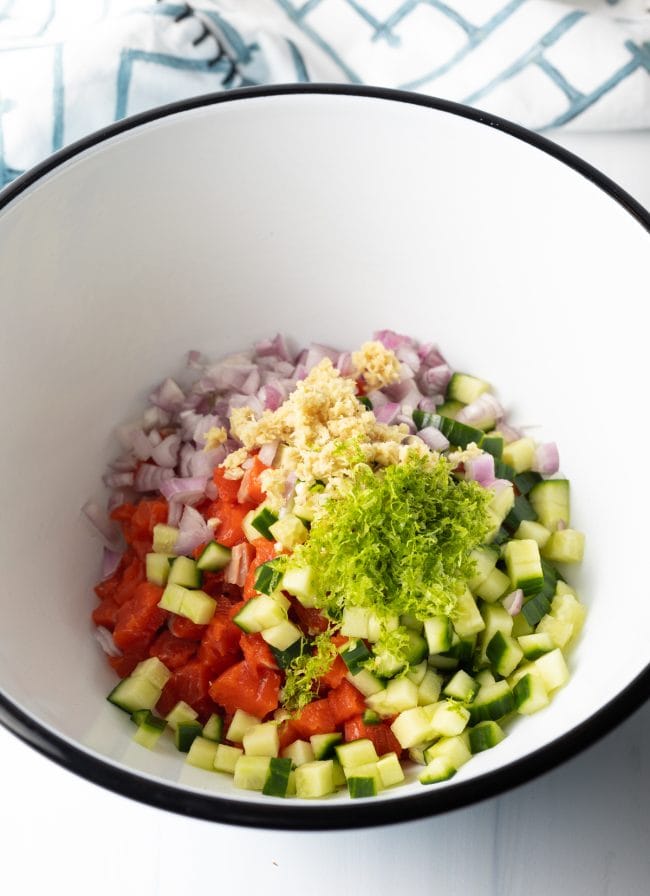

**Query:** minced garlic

left=203, top=425, right=228, bottom=451
left=351, top=340, right=401, bottom=390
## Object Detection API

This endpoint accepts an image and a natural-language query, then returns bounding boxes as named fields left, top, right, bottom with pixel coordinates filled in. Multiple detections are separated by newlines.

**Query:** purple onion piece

left=258, top=440, right=279, bottom=466
left=151, top=433, right=181, bottom=468
left=149, top=377, right=185, bottom=412
left=304, top=343, right=339, bottom=373
left=464, top=453, right=496, bottom=485
left=417, top=426, right=450, bottom=452
left=82, top=500, right=120, bottom=546
left=103, top=471, right=135, bottom=489
left=254, top=333, right=293, bottom=363
left=418, top=363, right=452, bottom=396
left=456, top=393, right=504, bottom=427
left=102, top=547, right=122, bottom=580
left=95, top=626, right=122, bottom=657
left=160, top=476, right=208, bottom=505
left=532, top=442, right=560, bottom=475
left=374, top=402, right=401, bottom=425
left=502, top=589, right=524, bottom=616
left=134, top=464, right=175, bottom=492
left=372, top=329, right=416, bottom=351
left=189, top=446, right=226, bottom=478
left=175, top=505, right=213, bottom=555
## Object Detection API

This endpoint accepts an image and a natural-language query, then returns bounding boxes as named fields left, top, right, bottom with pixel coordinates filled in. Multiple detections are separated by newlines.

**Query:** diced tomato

left=243, top=538, right=279, bottom=599
left=168, top=615, right=207, bottom=641
left=290, top=598, right=329, bottom=635
left=111, top=499, right=167, bottom=551
left=209, top=660, right=281, bottom=718
left=319, top=652, right=348, bottom=690
left=92, top=597, right=120, bottom=630
left=343, top=715, right=403, bottom=756
left=156, top=660, right=216, bottom=722
left=213, top=500, right=255, bottom=548
left=108, top=649, right=148, bottom=678
left=212, top=468, right=242, bottom=503
left=198, top=610, right=242, bottom=675
left=237, top=456, right=269, bottom=505
left=277, top=719, right=301, bottom=751
left=240, top=633, right=278, bottom=672
left=328, top=680, right=367, bottom=725
left=110, top=503, right=136, bottom=525
left=112, top=581, right=166, bottom=653
left=148, top=630, right=198, bottom=670
left=292, top=698, right=337, bottom=739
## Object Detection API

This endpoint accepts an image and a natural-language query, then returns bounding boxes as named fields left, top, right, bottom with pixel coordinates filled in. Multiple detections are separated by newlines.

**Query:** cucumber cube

left=376, top=752, right=405, bottom=788
left=233, top=755, right=271, bottom=792
left=470, top=681, right=515, bottom=723
left=423, top=733, right=471, bottom=769
left=486, top=630, right=524, bottom=677
left=426, top=701, right=471, bottom=737
left=419, top=757, right=456, bottom=784
left=186, top=735, right=218, bottom=770
left=196, top=541, right=231, bottom=572
left=263, top=757, right=293, bottom=797
left=152, top=524, right=179, bottom=554
left=254, top=561, right=285, bottom=596
left=165, top=701, right=198, bottom=731
left=214, top=744, right=243, bottom=775
left=417, top=669, right=443, bottom=706
left=467, top=546, right=499, bottom=591
left=529, top=480, right=570, bottom=530
left=541, top=529, right=585, bottom=564
left=179, top=589, right=216, bottom=625
left=382, top=678, right=419, bottom=713
left=341, top=606, right=371, bottom=640
left=226, top=710, right=262, bottom=743
left=424, top=616, right=453, bottom=654
left=346, top=669, right=385, bottom=698
left=243, top=722, right=280, bottom=758
left=132, top=712, right=166, bottom=750
left=310, top=733, right=342, bottom=761
left=452, top=589, right=485, bottom=637
left=175, top=721, right=203, bottom=752
left=281, top=566, right=317, bottom=608
left=202, top=713, right=223, bottom=743
left=535, top=614, right=573, bottom=649
left=502, top=438, right=535, bottom=473
left=168, top=556, right=202, bottom=589
left=146, top=552, right=172, bottom=586
left=474, top=567, right=511, bottom=604
left=158, top=583, right=187, bottom=615
left=268, top=514, right=309, bottom=549
left=512, top=670, right=550, bottom=715
left=107, top=676, right=161, bottom=714
left=295, top=760, right=335, bottom=798
left=261, top=620, right=302, bottom=651
left=443, top=670, right=479, bottom=703
left=514, top=520, right=551, bottom=549
left=518, top=632, right=555, bottom=659
left=503, top=539, right=544, bottom=596
left=390, top=707, right=435, bottom=750
left=340, top=639, right=373, bottom=675
left=469, top=721, right=505, bottom=754
left=535, top=648, right=569, bottom=692
left=447, top=372, right=490, bottom=405
left=345, top=762, right=382, bottom=797
left=131, top=656, right=172, bottom=689
left=335, top=739, right=379, bottom=769
left=233, top=595, right=286, bottom=633
left=281, top=739, right=315, bottom=767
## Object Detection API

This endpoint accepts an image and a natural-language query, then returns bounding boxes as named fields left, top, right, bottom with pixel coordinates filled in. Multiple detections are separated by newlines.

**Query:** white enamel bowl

left=0, top=86, right=648, bottom=829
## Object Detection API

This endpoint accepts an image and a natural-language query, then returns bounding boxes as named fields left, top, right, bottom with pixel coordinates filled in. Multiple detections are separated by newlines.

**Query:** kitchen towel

left=1, top=0, right=649, bottom=186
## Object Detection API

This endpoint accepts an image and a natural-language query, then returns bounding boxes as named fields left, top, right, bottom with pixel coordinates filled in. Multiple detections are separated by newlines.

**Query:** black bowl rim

left=0, top=84, right=649, bottom=830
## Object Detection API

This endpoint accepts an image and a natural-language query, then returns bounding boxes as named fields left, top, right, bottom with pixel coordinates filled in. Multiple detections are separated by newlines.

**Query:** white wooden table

left=2, top=130, right=649, bottom=896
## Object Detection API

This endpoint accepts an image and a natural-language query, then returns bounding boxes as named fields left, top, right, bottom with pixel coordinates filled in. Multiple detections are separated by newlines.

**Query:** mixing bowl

left=0, top=85, right=648, bottom=829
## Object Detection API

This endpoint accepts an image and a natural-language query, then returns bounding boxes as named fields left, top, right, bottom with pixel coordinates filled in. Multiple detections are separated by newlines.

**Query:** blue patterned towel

left=1, top=0, right=649, bottom=187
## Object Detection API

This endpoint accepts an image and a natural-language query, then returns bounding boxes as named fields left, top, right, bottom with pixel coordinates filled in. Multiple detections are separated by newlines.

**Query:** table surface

left=2, top=129, right=649, bottom=896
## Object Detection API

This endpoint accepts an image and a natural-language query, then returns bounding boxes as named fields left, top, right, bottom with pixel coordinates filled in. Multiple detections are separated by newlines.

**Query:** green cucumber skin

left=263, top=758, right=293, bottom=797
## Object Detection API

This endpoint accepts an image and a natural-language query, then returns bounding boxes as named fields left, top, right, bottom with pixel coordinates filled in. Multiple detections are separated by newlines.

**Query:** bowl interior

left=0, top=89, right=648, bottom=819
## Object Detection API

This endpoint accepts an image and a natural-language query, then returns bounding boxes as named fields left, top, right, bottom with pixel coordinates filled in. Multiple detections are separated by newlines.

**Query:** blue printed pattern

left=0, top=0, right=649, bottom=187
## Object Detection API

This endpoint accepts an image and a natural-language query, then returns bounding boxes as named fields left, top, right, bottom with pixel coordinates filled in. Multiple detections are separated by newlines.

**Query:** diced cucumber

left=425, top=700, right=470, bottom=737
left=202, top=713, right=223, bottom=742
left=474, top=669, right=495, bottom=687
left=452, top=588, right=485, bottom=637
left=186, top=735, right=218, bottom=770
left=503, top=495, right=538, bottom=535
left=132, top=711, right=166, bottom=749
left=261, top=619, right=302, bottom=651
left=535, top=648, right=569, bottom=692
left=447, top=373, right=490, bottom=405
left=511, top=613, right=534, bottom=638
left=242, top=505, right=277, bottom=542
left=340, top=639, right=372, bottom=676
left=469, top=721, right=505, bottom=754
left=478, top=604, right=513, bottom=666
left=406, top=661, right=428, bottom=686
left=470, top=680, right=515, bottom=723
left=486, top=630, right=524, bottom=677
left=488, top=483, right=516, bottom=527
left=436, top=400, right=465, bottom=419
left=417, top=669, right=443, bottom=705
left=518, top=632, right=555, bottom=659
left=424, top=616, right=453, bottom=654
left=263, top=757, right=293, bottom=797
left=503, top=539, right=544, bottom=596
left=294, top=760, right=335, bottom=798
left=514, top=519, right=551, bottom=549
left=226, top=709, right=261, bottom=743
left=513, top=470, right=543, bottom=496
left=400, top=613, right=424, bottom=633
left=233, top=755, right=271, bottom=792
left=541, top=529, right=585, bottom=564
left=310, top=733, right=343, bottom=761
left=243, top=722, right=280, bottom=758
left=382, top=678, right=420, bottom=713
left=467, top=546, right=499, bottom=591
left=270, top=638, right=306, bottom=670
left=550, top=590, right=586, bottom=641
left=158, top=584, right=216, bottom=624
left=335, top=739, right=379, bottom=769
left=502, top=438, right=535, bottom=473
left=281, top=739, right=315, bottom=767
left=107, top=676, right=161, bottom=714
left=346, top=669, right=385, bottom=698
left=166, top=701, right=198, bottom=731
left=196, top=541, right=231, bottom=572
left=529, top=479, right=570, bottom=530
left=168, top=556, right=201, bottom=589
left=403, top=629, right=428, bottom=665
left=131, top=656, right=172, bottom=690
left=362, top=710, right=381, bottom=725
left=512, top=669, right=549, bottom=715
left=146, top=552, right=172, bottom=586
left=214, top=743, right=243, bottom=774
left=152, top=524, right=179, bottom=555
left=480, top=433, right=504, bottom=458
left=345, top=762, right=382, bottom=798
left=376, top=752, right=405, bottom=788
left=390, top=708, right=435, bottom=749
left=419, top=757, right=456, bottom=784
left=367, top=613, right=399, bottom=643
left=535, top=614, right=573, bottom=649
left=269, top=514, right=309, bottom=549
left=423, top=733, right=471, bottom=769
left=341, top=606, right=371, bottom=640
left=281, top=566, right=317, bottom=608
left=233, top=595, right=286, bottom=633
left=175, top=721, right=203, bottom=753
left=474, top=567, right=511, bottom=603
left=254, top=560, right=285, bottom=596
left=443, top=670, right=479, bottom=703
left=432, top=415, right=484, bottom=449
